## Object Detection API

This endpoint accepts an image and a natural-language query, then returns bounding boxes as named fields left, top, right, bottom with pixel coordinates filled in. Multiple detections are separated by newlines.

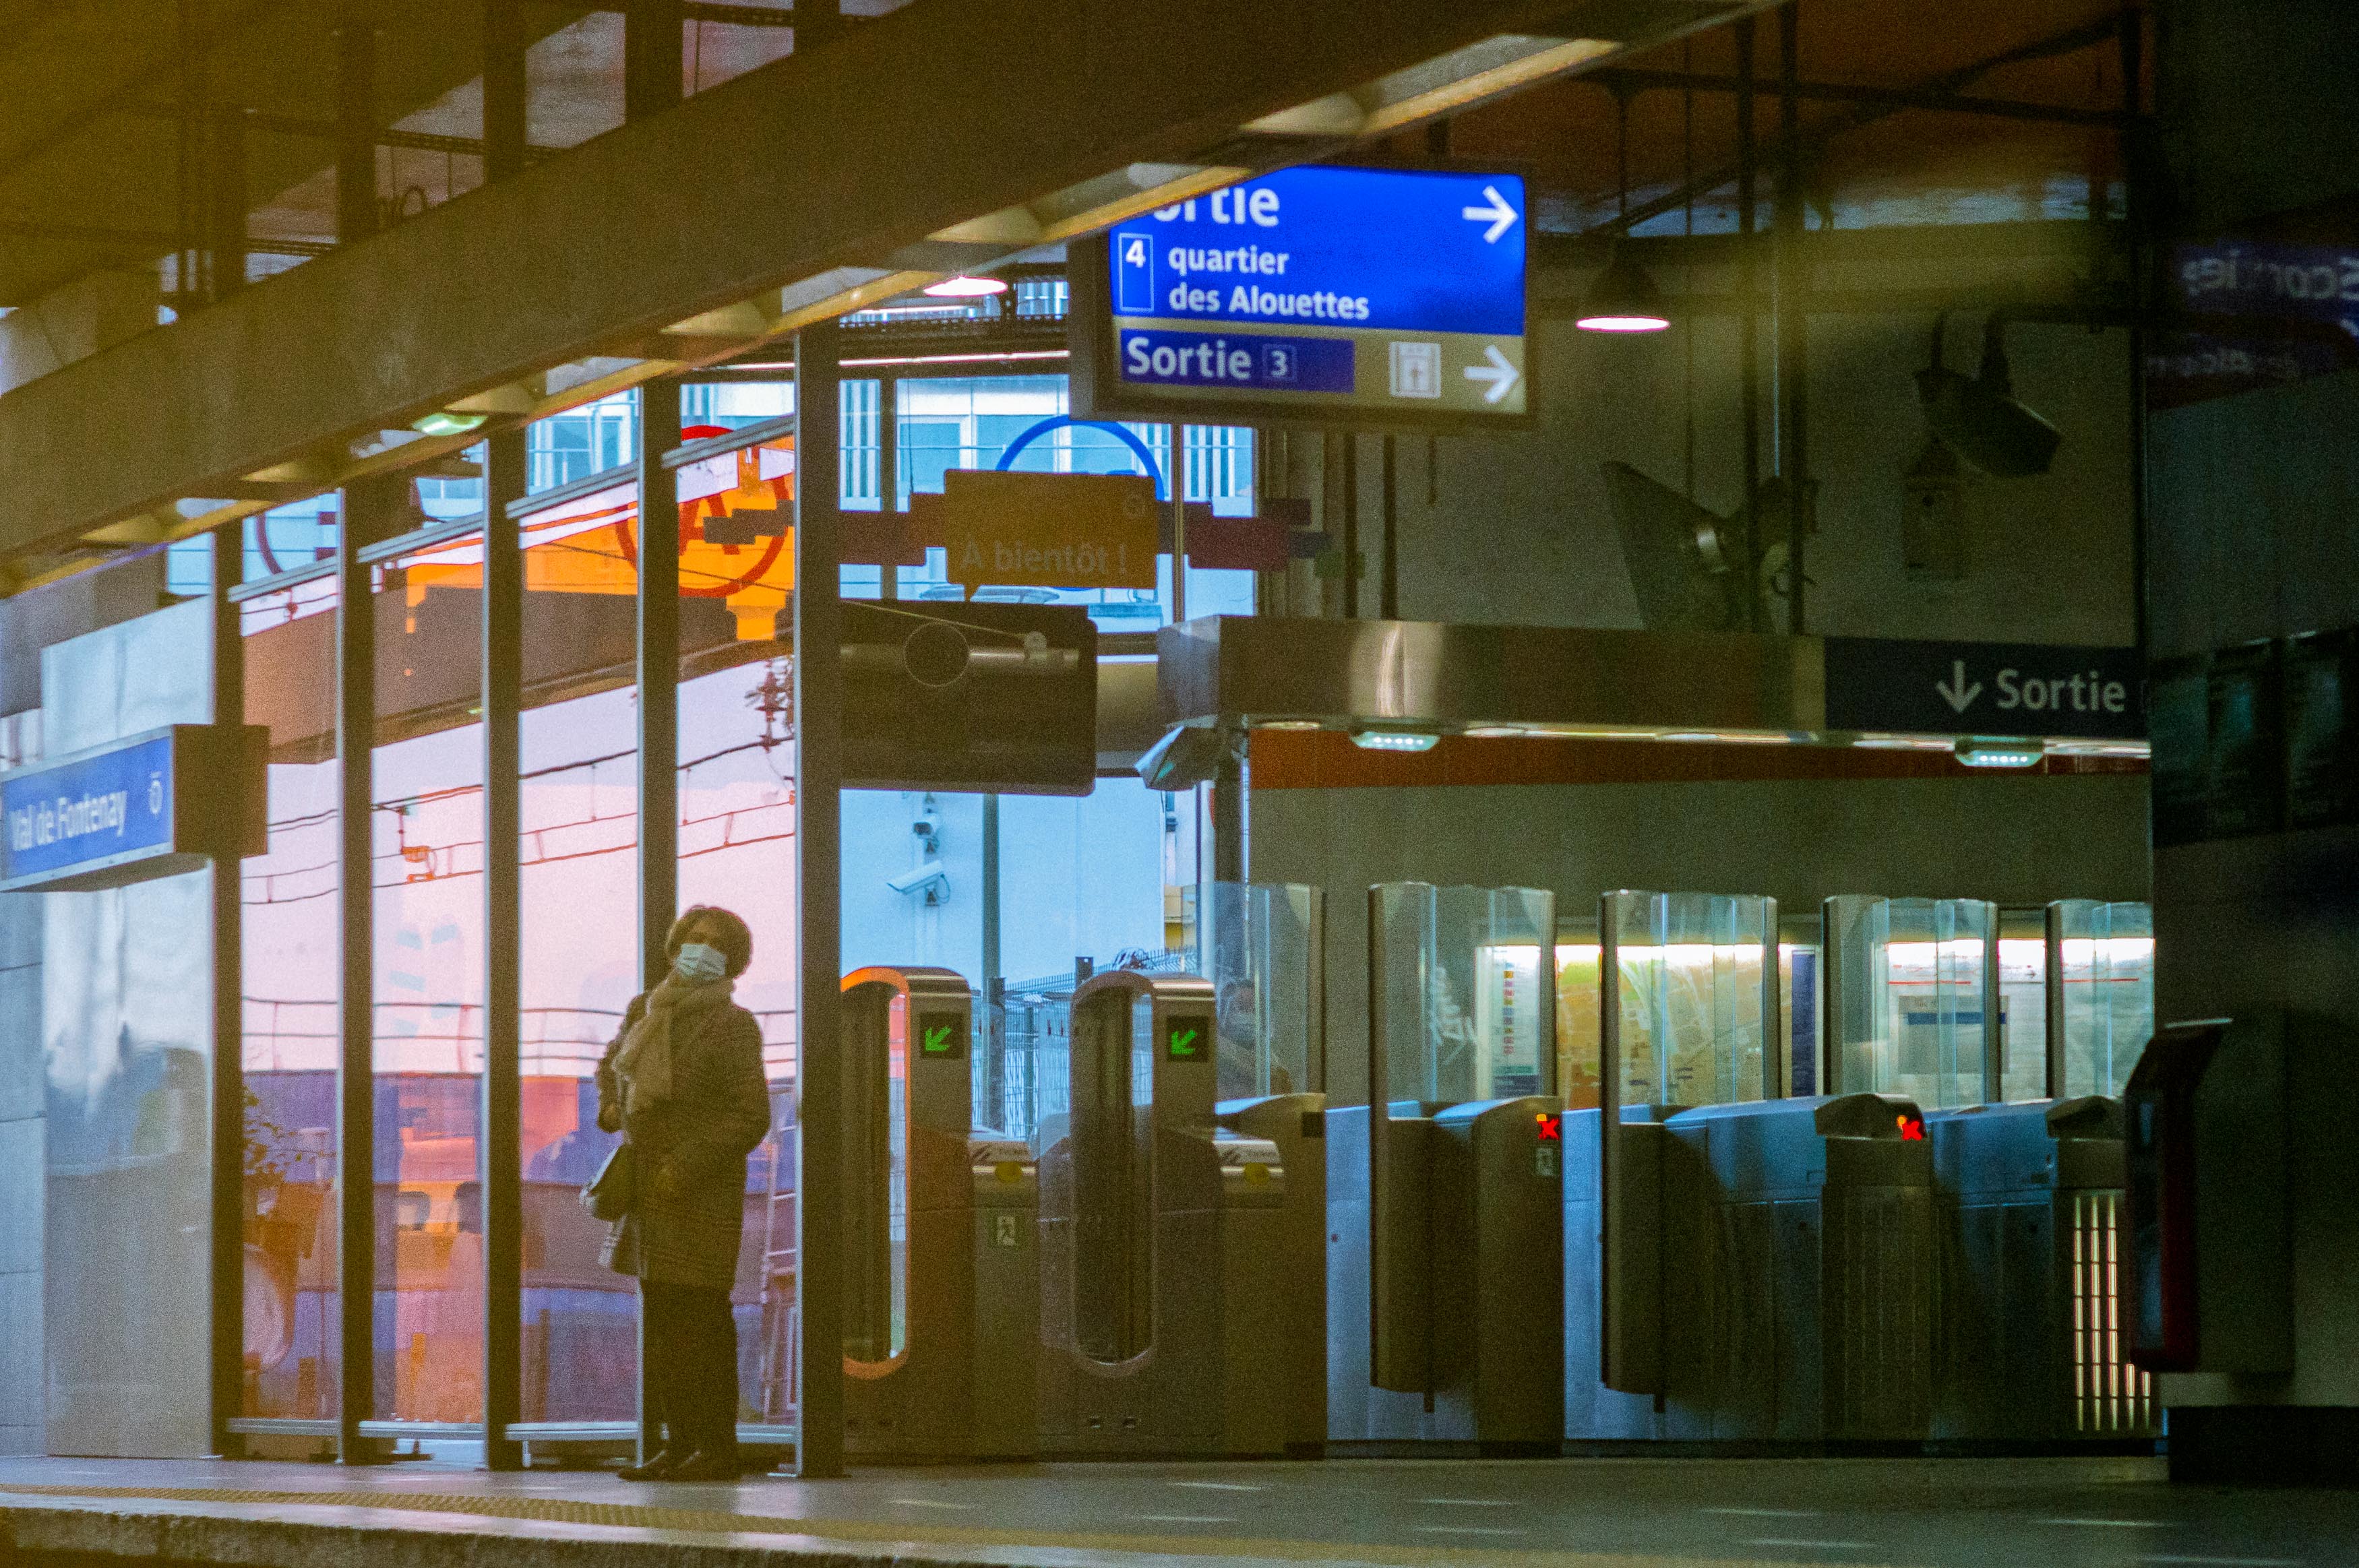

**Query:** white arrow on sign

left=1464, top=345, right=1521, bottom=404
left=1461, top=184, right=1520, bottom=244
left=1935, top=659, right=1983, bottom=714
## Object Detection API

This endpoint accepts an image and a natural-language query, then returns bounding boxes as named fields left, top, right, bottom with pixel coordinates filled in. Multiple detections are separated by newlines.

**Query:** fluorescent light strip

left=841, top=350, right=1071, bottom=369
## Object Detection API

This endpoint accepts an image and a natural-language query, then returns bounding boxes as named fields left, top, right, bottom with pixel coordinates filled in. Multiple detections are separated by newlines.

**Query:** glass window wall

left=369, top=530, right=490, bottom=1424
left=220, top=354, right=1229, bottom=1439
left=516, top=479, right=643, bottom=1425
left=240, top=573, right=342, bottom=1422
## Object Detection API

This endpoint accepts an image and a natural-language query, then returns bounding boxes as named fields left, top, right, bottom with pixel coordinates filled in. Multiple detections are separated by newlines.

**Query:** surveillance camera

left=886, top=861, right=950, bottom=898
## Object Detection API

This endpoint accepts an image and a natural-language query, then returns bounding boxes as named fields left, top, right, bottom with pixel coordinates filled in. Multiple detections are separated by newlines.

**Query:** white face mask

left=674, top=942, right=727, bottom=982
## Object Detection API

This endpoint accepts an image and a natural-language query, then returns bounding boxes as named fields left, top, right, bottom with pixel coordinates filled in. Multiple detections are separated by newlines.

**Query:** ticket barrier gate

left=1595, top=1094, right=1937, bottom=1443
left=1822, top=894, right=2159, bottom=1449
left=1328, top=1098, right=1564, bottom=1448
left=1217, top=1092, right=1329, bottom=1455
left=1331, top=883, right=1563, bottom=1450
left=1918, top=898, right=2157, bottom=1444
left=1924, top=1097, right=2152, bottom=1443
left=1036, top=971, right=1297, bottom=1455
left=839, top=966, right=1038, bottom=1459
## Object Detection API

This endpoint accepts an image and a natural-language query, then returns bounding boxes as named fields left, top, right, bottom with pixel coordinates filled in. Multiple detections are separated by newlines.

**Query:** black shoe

left=665, top=1448, right=746, bottom=1482
left=618, top=1448, right=685, bottom=1481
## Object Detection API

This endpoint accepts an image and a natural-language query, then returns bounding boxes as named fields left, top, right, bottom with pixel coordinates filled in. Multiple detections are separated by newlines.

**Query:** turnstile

left=1035, top=970, right=1297, bottom=1455
left=1926, top=1096, right=2151, bottom=1441
left=1584, top=889, right=1940, bottom=1445
left=1330, top=883, right=1562, bottom=1450
left=1917, top=898, right=2157, bottom=1445
left=839, top=966, right=1038, bottom=1459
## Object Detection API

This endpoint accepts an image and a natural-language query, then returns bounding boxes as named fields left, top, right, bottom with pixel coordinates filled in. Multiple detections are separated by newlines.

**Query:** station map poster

left=1070, top=165, right=1531, bottom=431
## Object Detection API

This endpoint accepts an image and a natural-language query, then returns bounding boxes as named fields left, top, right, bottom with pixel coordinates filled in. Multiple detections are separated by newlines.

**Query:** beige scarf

left=612, top=970, right=734, bottom=1117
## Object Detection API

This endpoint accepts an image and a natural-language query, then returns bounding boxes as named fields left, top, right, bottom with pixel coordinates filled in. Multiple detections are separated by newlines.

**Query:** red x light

left=1535, top=1112, right=1562, bottom=1142
left=1897, top=1114, right=1926, bottom=1141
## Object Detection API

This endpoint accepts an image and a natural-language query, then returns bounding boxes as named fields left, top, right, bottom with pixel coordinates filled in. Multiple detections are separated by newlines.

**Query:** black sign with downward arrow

left=1822, top=637, right=2145, bottom=739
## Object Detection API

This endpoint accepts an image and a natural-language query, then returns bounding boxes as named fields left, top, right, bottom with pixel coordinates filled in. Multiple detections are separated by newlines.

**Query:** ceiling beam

left=0, top=217, right=330, bottom=258
left=1591, top=11, right=2137, bottom=237
left=1586, top=66, right=2137, bottom=128
left=0, top=0, right=1773, bottom=562
left=121, top=102, right=563, bottom=163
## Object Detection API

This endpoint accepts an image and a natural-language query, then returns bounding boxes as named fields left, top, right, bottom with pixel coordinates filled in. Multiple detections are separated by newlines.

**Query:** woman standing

left=596, top=905, right=772, bottom=1482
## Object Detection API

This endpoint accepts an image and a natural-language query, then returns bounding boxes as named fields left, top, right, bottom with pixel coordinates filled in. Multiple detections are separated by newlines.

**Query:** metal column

left=1378, top=435, right=1398, bottom=620
left=1339, top=435, right=1358, bottom=618
left=981, top=793, right=1001, bottom=990
left=209, top=526, right=245, bottom=1457
left=334, top=478, right=388, bottom=1463
left=1774, top=3, right=1810, bottom=636
left=876, top=375, right=898, bottom=600
left=1211, top=747, right=1244, bottom=885
left=479, top=0, right=529, bottom=1475
left=206, top=110, right=247, bottom=301
left=1169, top=423, right=1187, bottom=624
left=335, top=0, right=376, bottom=243
left=483, top=0, right=528, bottom=181
left=625, top=0, right=685, bottom=1466
left=634, top=379, right=681, bottom=1460
left=1734, top=18, right=1763, bottom=633
left=794, top=322, right=847, bottom=1477
left=480, top=429, right=526, bottom=1470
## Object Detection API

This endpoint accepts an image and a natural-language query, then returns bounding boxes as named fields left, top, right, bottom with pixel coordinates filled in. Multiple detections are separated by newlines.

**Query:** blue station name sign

left=1072, top=165, right=1530, bottom=429
left=0, top=724, right=268, bottom=892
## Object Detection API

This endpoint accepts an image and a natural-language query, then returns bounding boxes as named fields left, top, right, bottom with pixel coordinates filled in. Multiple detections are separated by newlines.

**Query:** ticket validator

left=1036, top=970, right=1293, bottom=1455
left=1330, top=883, right=1563, bottom=1450
left=839, top=966, right=1038, bottom=1459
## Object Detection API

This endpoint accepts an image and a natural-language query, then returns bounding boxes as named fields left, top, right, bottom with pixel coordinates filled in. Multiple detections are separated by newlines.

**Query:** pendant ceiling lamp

left=1577, top=89, right=1669, bottom=334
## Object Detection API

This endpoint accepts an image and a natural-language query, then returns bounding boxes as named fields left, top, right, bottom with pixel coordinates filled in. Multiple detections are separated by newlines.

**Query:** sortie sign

left=1822, top=637, right=2144, bottom=740
left=1073, top=165, right=1529, bottom=429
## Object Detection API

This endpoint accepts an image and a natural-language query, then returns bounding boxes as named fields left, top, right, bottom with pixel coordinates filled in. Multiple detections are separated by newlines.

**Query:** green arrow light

left=922, top=1024, right=952, bottom=1053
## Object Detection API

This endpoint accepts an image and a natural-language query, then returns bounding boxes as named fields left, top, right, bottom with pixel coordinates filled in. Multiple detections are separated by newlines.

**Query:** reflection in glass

left=2052, top=901, right=2154, bottom=1098
left=241, top=577, right=342, bottom=1420
left=371, top=530, right=488, bottom=1424
left=1206, top=882, right=1318, bottom=1101
left=518, top=683, right=638, bottom=1423
left=1866, top=898, right=1998, bottom=1110
left=1599, top=892, right=1774, bottom=1110
left=1998, top=909, right=2050, bottom=1104
left=677, top=660, right=800, bottom=1429
left=1554, top=918, right=1602, bottom=1110
left=1370, top=883, right=1555, bottom=1105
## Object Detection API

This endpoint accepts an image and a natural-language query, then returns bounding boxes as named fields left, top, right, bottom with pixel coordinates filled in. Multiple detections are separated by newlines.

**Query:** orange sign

left=942, top=469, right=1157, bottom=590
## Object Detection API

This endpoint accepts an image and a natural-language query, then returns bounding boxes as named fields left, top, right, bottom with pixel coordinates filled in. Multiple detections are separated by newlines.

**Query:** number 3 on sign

left=1263, top=344, right=1295, bottom=383
left=1115, top=234, right=1154, bottom=314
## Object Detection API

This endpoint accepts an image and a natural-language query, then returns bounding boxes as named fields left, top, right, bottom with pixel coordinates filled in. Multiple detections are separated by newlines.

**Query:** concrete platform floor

left=2, top=1453, right=2354, bottom=1568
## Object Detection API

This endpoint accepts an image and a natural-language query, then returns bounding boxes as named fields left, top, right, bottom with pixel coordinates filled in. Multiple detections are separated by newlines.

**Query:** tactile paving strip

left=0, top=1482, right=1821, bottom=1568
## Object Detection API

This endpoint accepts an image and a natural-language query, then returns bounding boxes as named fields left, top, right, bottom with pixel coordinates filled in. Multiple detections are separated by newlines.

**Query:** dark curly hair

left=667, top=904, right=753, bottom=978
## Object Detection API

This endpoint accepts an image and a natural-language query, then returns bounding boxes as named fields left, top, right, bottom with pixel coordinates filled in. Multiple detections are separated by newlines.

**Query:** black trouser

left=640, top=1278, right=741, bottom=1459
